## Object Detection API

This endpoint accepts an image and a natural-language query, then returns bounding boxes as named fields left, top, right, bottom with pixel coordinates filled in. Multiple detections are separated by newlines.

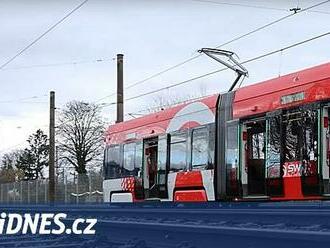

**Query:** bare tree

left=146, top=84, right=208, bottom=113
left=57, top=101, right=105, bottom=176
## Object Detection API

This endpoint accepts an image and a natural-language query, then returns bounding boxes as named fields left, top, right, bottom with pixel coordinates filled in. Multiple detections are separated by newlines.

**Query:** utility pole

left=55, top=146, right=59, bottom=185
left=49, top=91, right=55, bottom=204
left=116, top=54, right=124, bottom=123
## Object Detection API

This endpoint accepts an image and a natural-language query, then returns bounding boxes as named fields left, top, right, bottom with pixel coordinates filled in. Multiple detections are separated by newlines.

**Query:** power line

left=93, top=55, right=201, bottom=103
left=213, top=0, right=330, bottom=49
left=0, top=0, right=89, bottom=70
left=125, top=56, right=201, bottom=91
left=96, top=0, right=330, bottom=102
left=1, top=58, right=114, bottom=71
left=0, top=94, right=47, bottom=104
left=191, top=0, right=330, bottom=15
left=127, top=0, right=330, bottom=89
left=191, top=0, right=288, bottom=12
left=241, top=31, right=330, bottom=65
left=100, top=31, right=330, bottom=108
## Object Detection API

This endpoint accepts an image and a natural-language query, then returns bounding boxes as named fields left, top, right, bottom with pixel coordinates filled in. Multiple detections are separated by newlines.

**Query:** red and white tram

left=103, top=62, right=330, bottom=202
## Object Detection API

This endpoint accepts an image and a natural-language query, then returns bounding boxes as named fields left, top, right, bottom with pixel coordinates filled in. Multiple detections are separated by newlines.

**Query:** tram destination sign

left=280, top=92, right=305, bottom=105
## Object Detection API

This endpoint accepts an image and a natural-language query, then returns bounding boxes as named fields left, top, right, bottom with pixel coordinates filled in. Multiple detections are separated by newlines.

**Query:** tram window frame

left=191, top=126, right=209, bottom=170
left=208, top=123, right=215, bottom=169
left=282, top=106, right=319, bottom=168
left=282, top=110, right=303, bottom=162
left=135, top=142, right=143, bottom=172
left=226, top=124, right=239, bottom=169
left=104, top=145, right=121, bottom=179
left=103, top=149, right=106, bottom=179
left=123, top=142, right=136, bottom=175
left=225, top=120, right=240, bottom=196
left=266, top=113, right=282, bottom=179
left=251, top=132, right=265, bottom=160
left=169, top=131, right=188, bottom=172
left=122, top=141, right=143, bottom=177
left=157, top=134, right=169, bottom=188
left=157, top=135, right=168, bottom=172
left=265, top=104, right=319, bottom=179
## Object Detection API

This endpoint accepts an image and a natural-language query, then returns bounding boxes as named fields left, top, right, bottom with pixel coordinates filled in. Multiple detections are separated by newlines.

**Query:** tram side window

left=226, top=124, right=239, bottom=196
left=283, top=110, right=302, bottom=162
left=170, top=132, right=187, bottom=172
left=304, top=110, right=318, bottom=161
left=282, top=107, right=318, bottom=176
left=251, top=133, right=265, bottom=159
left=105, top=145, right=121, bottom=179
left=226, top=126, right=238, bottom=168
left=158, top=136, right=167, bottom=172
left=302, top=108, right=318, bottom=176
left=158, top=135, right=168, bottom=186
left=123, top=143, right=135, bottom=175
left=267, top=115, right=281, bottom=178
left=123, top=142, right=142, bottom=177
left=192, top=127, right=208, bottom=169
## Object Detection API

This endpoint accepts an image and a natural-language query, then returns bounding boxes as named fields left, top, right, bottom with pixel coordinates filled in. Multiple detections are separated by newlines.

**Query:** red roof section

left=105, top=94, right=218, bottom=144
left=233, top=62, right=330, bottom=118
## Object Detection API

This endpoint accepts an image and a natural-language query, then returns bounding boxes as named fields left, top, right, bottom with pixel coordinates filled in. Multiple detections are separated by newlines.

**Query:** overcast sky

left=0, top=0, right=329, bottom=153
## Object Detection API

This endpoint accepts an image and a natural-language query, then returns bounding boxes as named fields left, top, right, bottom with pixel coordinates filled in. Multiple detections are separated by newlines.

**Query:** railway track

left=0, top=202, right=329, bottom=247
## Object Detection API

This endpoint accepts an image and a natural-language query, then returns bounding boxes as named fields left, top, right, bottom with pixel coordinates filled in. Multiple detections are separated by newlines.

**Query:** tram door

left=241, top=120, right=266, bottom=196
left=143, top=138, right=158, bottom=198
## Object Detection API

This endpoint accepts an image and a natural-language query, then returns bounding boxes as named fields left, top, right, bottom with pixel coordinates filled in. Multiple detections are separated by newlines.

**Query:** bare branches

left=57, top=101, right=105, bottom=174
left=146, top=84, right=208, bottom=113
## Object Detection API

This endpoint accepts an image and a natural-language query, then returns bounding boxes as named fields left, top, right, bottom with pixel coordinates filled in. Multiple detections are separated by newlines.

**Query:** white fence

left=0, top=175, right=103, bottom=204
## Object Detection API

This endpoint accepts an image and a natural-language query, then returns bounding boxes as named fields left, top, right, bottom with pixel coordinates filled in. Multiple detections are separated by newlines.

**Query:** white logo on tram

left=166, top=102, right=215, bottom=133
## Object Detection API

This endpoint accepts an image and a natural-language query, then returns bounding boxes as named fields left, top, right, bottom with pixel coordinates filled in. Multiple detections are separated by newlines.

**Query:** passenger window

left=158, top=136, right=167, bottom=171
left=251, top=133, right=265, bottom=159
left=192, top=127, right=208, bottom=169
left=170, top=132, right=187, bottom=172
left=283, top=110, right=302, bottom=162
left=158, top=135, right=168, bottom=188
left=267, top=115, right=281, bottom=178
left=123, top=143, right=135, bottom=173
left=283, top=108, right=318, bottom=168
left=226, top=123, right=239, bottom=196
left=105, top=145, right=121, bottom=179
left=226, top=125, right=239, bottom=169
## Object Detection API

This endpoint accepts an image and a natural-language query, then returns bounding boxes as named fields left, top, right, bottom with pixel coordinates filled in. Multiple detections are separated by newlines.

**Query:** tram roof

left=105, top=62, right=330, bottom=143
left=234, top=62, right=330, bottom=118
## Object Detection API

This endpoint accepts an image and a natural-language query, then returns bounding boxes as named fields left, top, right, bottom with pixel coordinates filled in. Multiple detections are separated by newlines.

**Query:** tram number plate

left=281, top=92, right=305, bottom=105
